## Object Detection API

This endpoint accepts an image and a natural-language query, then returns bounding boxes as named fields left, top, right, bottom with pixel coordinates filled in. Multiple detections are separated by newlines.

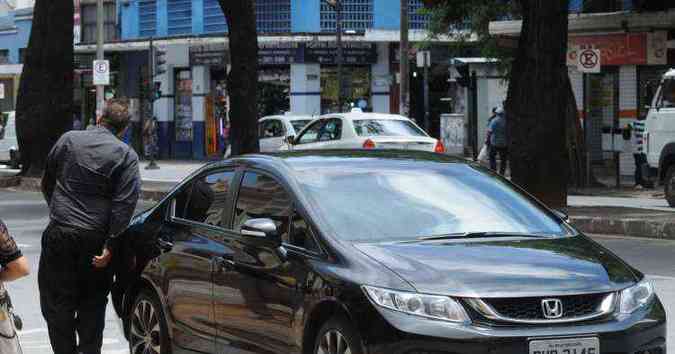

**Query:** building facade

left=0, top=3, right=32, bottom=112
left=74, top=0, right=457, bottom=160
left=489, top=0, right=675, bottom=180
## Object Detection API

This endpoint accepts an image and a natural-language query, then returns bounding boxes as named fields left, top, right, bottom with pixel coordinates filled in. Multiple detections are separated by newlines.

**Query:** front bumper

left=358, top=297, right=666, bottom=354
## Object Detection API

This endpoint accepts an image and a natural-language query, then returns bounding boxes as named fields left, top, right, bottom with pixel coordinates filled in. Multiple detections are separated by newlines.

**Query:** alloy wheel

left=316, top=329, right=352, bottom=354
left=130, top=299, right=162, bottom=354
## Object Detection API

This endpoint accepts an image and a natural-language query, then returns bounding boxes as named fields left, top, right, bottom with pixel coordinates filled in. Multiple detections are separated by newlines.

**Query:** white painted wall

left=290, top=63, right=321, bottom=115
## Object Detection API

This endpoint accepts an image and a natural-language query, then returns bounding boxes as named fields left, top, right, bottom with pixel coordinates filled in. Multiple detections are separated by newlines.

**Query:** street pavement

left=0, top=189, right=672, bottom=353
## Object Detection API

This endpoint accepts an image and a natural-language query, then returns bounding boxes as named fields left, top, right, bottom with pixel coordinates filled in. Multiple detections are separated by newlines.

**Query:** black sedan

left=112, top=150, right=666, bottom=354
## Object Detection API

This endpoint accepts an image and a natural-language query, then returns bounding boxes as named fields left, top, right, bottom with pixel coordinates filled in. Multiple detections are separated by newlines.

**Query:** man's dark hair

left=100, top=99, right=131, bottom=134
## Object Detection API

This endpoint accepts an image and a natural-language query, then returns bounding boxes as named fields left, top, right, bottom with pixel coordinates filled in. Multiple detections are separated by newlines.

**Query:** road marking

left=648, top=274, right=675, bottom=281
left=18, top=328, right=47, bottom=335
left=16, top=243, right=32, bottom=248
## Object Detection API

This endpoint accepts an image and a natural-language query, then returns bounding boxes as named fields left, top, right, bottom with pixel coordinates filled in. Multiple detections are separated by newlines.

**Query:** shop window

left=320, top=0, right=373, bottom=32
left=321, top=66, right=371, bottom=114
left=81, top=2, right=117, bottom=43
left=0, top=50, right=9, bottom=65
left=139, top=0, right=157, bottom=37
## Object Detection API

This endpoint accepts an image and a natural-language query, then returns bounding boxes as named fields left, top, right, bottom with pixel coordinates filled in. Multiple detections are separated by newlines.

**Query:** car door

left=161, top=169, right=236, bottom=353
left=214, top=170, right=321, bottom=354
left=259, top=119, right=286, bottom=152
left=292, top=119, right=324, bottom=150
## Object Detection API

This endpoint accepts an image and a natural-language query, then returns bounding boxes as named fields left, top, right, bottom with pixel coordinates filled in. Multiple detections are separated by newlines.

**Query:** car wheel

left=665, top=166, right=675, bottom=207
left=129, top=289, right=171, bottom=354
left=313, top=315, right=364, bottom=354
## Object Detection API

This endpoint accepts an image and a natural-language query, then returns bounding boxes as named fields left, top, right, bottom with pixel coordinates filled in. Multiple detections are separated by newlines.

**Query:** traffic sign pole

left=95, top=0, right=104, bottom=125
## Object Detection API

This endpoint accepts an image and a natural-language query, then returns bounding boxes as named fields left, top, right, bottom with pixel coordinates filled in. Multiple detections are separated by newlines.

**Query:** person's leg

left=499, top=148, right=509, bottom=176
left=39, top=224, right=79, bottom=354
left=75, top=235, right=112, bottom=354
left=634, top=154, right=642, bottom=186
left=489, top=146, right=497, bottom=171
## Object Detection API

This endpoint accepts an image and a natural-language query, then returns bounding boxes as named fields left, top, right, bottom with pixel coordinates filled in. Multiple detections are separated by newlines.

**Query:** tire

left=313, top=315, right=364, bottom=354
left=128, top=289, right=171, bottom=354
left=665, top=166, right=675, bottom=207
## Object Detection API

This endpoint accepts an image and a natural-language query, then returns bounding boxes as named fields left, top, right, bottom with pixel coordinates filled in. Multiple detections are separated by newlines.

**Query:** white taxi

left=285, top=109, right=444, bottom=153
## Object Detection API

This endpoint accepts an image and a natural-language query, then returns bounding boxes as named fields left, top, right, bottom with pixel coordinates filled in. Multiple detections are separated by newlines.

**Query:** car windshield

left=297, top=162, right=570, bottom=242
left=291, top=120, right=312, bottom=133
left=353, top=119, right=427, bottom=137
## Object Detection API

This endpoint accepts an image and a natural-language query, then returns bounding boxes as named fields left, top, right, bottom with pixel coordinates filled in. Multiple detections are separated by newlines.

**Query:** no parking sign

left=93, top=60, right=110, bottom=86
left=577, top=48, right=601, bottom=73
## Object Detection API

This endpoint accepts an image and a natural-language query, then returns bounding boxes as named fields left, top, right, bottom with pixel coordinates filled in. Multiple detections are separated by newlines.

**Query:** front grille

left=482, top=293, right=609, bottom=321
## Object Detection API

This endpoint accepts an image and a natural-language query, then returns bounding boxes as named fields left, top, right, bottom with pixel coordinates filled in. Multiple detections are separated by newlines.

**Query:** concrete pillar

left=192, top=65, right=209, bottom=160
left=290, top=63, right=321, bottom=115
left=371, top=43, right=391, bottom=113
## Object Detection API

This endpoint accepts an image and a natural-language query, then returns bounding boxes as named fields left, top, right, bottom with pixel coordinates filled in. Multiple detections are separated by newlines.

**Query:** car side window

left=173, top=170, right=235, bottom=229
left=658, top=79, right=675, bottom=109
left=260, top=120, right=284, bottom=138
left=297, top=120, right=324, bottom=144
left=288, top=213, right=320, bottom=252
left=234, top=172, right=293, bottom=241
left=318, top=118, right=342, bottom=142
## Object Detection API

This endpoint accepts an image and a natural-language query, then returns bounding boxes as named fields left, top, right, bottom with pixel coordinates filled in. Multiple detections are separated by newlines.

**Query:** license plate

left=529, top=337, right=599, bottom=354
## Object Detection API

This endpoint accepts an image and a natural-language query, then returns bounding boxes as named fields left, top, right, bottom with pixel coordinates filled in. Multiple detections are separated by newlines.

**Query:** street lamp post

left=326, top=0, right=343, bottom=112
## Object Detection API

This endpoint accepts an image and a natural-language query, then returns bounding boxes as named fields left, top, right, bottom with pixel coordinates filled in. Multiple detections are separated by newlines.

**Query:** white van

left=644, top=69, right=675, bottom=206
left=0, top=111, right=19, bottom=169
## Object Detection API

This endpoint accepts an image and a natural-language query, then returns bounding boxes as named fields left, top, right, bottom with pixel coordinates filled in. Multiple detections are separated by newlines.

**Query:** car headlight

left=619, top=279, right=655, bottom=314
left=363, top=285, right=470, bottom=324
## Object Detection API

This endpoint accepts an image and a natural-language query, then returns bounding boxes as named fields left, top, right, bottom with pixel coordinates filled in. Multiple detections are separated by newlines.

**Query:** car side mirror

left=286, top=135, right=296, bottom=145
left=553, top=209, right=570, bottom=223
left=241, top=218, right=282, bottom=249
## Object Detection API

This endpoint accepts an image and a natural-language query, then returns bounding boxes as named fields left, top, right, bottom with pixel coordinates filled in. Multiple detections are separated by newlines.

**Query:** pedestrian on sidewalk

left=40, top=99, right=140, bottom=354
left=142, top=116, right=159, bottom=160
left=628, top=117, right=652, bottom=189
left=0, top=219, right=30, bottom=354
left=486, top=107, right=508, bottom=175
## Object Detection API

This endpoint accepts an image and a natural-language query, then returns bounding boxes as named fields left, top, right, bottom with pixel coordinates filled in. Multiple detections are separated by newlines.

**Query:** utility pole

left=399, top=0, right=409, bottom=116
left=95, top=0, right=104, bottom=124
left=422, top=51, right=430, bottom=132
left=327, top=0, right=344, bottom=113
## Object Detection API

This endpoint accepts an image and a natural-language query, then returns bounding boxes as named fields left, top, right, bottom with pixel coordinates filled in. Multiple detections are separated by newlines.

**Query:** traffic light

left=154, top=82, right=162, bottom=100
left=154, top=46, right=167, bottom=77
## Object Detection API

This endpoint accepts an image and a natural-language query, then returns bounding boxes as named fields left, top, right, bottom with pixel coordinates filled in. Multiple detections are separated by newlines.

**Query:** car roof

left=322, top=112, right=410, bottom=121
left=217, top=150, right=467, bottom=175
left=259, top=115, right=315, bottom=122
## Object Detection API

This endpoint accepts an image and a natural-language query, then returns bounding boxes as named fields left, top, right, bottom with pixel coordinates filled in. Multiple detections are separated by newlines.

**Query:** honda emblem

left=541, top=299, right=564, bottom=319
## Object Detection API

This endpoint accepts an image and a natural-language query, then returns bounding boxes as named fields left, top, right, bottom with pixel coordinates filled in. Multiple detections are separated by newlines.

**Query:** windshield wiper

left=403, top=232, right=549, bottom=243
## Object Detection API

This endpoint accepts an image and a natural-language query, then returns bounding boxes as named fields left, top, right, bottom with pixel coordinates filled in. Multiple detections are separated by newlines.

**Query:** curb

left=570, top=216, right=675, bottom=241
left=0, top=176, right=170, bottom=202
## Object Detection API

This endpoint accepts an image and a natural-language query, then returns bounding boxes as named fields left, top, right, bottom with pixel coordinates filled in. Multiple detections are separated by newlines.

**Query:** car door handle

left=157, top=239, right=174, bottom=252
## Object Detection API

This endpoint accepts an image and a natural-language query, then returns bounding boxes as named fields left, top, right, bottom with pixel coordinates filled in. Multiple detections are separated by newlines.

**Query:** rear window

left=353, top=119, right=427, bottom=137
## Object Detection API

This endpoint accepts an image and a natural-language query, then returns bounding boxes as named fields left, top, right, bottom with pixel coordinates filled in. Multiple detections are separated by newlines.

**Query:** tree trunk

left=15, top=0, right=74, bottom=177
left=505, top=0, right=569, bottom=208
left=218, top=0, right=259, bottom=156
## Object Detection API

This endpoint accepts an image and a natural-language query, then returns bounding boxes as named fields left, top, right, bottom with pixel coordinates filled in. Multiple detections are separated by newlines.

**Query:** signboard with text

left=566, top=32, right=666, bottom=66
left=93, top=60, right=110, bottom=86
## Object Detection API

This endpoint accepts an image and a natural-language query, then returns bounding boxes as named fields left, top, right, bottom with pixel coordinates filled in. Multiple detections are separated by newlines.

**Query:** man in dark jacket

left=40, top=99, right=140, bottom=354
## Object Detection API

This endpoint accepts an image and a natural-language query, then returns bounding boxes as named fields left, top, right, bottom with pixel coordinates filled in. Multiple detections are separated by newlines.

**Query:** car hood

left=353, top=235, right=638, bottom=298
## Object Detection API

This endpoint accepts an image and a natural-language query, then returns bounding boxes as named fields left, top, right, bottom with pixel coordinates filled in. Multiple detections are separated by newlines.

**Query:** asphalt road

left=0, top=190, right=672, bottom=353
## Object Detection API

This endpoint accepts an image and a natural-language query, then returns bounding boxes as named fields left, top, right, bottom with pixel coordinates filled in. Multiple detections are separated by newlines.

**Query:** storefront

left=567, top=31, right=671, bottom=178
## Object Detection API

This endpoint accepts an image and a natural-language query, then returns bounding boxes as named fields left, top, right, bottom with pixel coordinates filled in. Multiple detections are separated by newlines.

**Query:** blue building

left=0, top=4, right=32, bottom=112
left=75, top=0, right=456, bottom=160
